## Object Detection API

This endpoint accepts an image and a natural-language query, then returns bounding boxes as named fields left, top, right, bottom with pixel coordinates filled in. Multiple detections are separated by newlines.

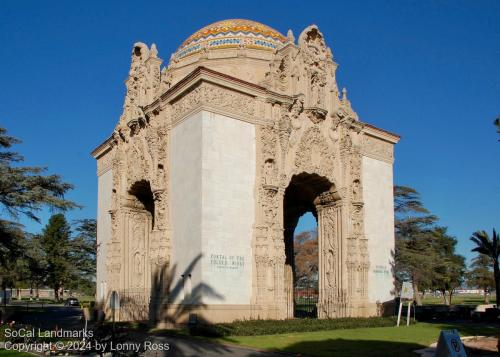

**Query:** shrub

left=190, top=316, right=399, bottom=337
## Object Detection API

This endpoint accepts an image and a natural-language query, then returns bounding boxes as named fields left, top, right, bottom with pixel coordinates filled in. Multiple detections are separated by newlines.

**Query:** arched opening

left=129, top=180, right=155, bottom=228
left=123, top=180, right=155, bottom=299
left=283, top=173, right=333, bottom=318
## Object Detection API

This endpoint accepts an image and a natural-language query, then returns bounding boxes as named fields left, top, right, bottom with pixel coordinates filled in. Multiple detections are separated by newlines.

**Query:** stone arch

left=282, top=172, right=341, bottom=318
left=128, top=180, right=155, bottom=228
left=123, top=179, right=155, bottom=297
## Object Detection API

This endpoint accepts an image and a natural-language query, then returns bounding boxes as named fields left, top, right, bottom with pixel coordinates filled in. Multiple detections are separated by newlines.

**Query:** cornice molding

left=91, top=135, right=113, bottom=159
left=362, top=123, right=400, bottom=144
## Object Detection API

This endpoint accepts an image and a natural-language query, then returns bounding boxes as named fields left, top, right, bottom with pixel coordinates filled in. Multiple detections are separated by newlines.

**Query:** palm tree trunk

left=413, top=283, right=422, bottom=305
left=448, top=291, right=454, bottom=306
left=441, top=290, right=448, bottom=305
left=484, top=288, right=490, bottom=304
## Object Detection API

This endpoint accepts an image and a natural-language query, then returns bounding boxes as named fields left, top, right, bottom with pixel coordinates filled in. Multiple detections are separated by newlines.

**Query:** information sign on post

left=401, top=282, right=414, bottom=300
left=397, top=282, right=414, bottom=327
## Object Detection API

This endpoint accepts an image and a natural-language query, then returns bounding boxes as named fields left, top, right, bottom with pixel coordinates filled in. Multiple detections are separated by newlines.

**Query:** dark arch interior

left=129, top=180, right=155, bottom=228
left=284, top=173, right=333, bottom=266
left=283, top=173, right=333, bottom=317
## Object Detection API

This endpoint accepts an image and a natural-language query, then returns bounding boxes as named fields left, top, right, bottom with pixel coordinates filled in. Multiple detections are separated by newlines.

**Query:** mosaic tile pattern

left=175, top=19, right=287, bottom=60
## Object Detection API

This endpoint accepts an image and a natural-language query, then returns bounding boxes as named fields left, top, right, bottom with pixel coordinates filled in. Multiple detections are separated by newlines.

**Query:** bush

left=80, top=301, right=96, bottom=309
left=190, top=316, right=398, bottom=337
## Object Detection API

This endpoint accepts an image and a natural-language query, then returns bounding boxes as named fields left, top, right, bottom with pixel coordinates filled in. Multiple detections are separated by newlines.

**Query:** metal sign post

left=406, top=301, right=411, bottom=326
left=396, top=300, right=403, bottom=327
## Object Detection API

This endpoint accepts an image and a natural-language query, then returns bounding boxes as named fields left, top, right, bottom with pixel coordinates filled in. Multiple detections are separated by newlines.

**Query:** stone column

left=317, top=194, right=346, bottom=318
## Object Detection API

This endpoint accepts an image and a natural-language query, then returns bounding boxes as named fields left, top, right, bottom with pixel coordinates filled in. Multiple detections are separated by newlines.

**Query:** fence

left=3, top=289, right=64, bottom=299
left=294, top=288, right=319, bottom=318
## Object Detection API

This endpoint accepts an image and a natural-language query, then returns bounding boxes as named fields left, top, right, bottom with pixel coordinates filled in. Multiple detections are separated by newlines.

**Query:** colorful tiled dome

left=175, top=19, right=287, bottom=60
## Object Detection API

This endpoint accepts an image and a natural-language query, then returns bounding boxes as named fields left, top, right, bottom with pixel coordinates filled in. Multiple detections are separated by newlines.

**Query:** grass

left=193, top=322, right=499, bottom=357
left=77, top=296, right=95, bottom=303
left=422, top=294, right=494, bottom=306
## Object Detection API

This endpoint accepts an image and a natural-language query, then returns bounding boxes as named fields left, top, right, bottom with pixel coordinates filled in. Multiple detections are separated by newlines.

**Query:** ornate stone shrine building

left=92, top=19, right=399, bottom=323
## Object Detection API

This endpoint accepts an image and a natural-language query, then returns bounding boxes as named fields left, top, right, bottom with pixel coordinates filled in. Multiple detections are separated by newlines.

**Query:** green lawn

left=77, top=295, right=95, bottom=303
left=207, top=322, right=499, bottom=357
left=422, top=294, right=494, bottom=305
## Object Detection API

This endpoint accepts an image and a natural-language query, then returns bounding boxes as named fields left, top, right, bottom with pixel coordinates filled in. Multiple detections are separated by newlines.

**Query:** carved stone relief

left=251, top=24, right=376, bottom=320
left=105, top=44, right=171, bottom=310
left=171, top=83, right=255, bottom=121
left=294, top=127, right=335, bottom=181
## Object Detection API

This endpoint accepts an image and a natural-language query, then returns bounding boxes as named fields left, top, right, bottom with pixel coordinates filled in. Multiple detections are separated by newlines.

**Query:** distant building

left=454, top=288, right=482, bottom=295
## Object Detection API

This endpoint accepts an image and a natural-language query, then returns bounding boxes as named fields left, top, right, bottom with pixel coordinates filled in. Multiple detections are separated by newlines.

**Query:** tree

left=0, top=220, right=23, bottom=269
left=68, top=219, right=97, bottom=295
left=5, top=233, right=47, bottom=296
left=0, top=220, right=25, bottom=293
left=41, top=214, right=72, bottom=301
left=394, top=185, right=438, bottom=305
left=467, top=254, right=495, bottom=303
left=0, top=127, right=77, bottom=223
left=470, top=229, right=500, bottom=307
left=294, top=230, right=318, bottom=289
left=22, top=234, right=47, bottom=297
left=0, top=126, right=77, bottom=289
left=430, top=227, right=466, bottom=305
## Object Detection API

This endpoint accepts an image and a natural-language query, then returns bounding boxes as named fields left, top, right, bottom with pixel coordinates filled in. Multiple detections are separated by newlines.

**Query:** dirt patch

left=463, top=336, right=500, bottom=356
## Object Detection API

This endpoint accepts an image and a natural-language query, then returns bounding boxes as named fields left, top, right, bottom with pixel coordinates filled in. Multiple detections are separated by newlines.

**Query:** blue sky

left=1, top=1, right=499, bottom=262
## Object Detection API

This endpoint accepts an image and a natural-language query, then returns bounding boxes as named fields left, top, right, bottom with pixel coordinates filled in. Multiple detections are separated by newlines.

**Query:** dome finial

left=342, top=87, right=348, bottom=101
left=150, top=44, right=158, bottom=58
left=287, top=29, right=295, bottom=44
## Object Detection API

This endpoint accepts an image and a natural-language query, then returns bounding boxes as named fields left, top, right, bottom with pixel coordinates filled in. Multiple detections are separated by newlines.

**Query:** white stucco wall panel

left=170, top=112, right=203, bottom=303
left=96, top=168, right=112, bottom=303
left=201, top=112, right=255, bottom=305
left=170, top=110, right=255, bottom=305
left=363, top=156, right=395, bottom=304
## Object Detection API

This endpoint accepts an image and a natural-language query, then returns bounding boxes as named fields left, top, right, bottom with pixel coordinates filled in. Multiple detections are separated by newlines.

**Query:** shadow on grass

left=461, top=298, right=490, bottom=305
left=269, top=338, right=426, bottom=357
left=427, top=321, right=500, bottom=337
left=141, top=334, right=284, bottom=357
left=205, top=321, right=500, bottom=357
left=220, top=336, right=496, bottom=357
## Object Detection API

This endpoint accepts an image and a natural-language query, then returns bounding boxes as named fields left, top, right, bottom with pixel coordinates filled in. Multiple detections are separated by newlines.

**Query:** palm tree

left=470, top=229, right=500, bottom=307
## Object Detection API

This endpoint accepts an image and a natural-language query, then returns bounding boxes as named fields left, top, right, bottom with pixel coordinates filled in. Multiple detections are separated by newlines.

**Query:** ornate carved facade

left=93, top=19, right=399, bottom=323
